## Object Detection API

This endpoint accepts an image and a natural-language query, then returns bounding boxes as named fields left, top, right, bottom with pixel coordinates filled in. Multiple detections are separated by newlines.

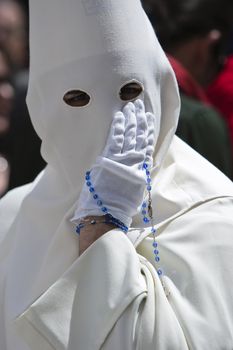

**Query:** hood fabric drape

left=1, top=0, right=233, bottom=349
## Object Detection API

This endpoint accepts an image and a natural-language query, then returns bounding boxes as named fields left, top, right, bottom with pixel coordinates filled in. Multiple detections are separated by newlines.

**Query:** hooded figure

left=1, top=0, right=233, bottom=349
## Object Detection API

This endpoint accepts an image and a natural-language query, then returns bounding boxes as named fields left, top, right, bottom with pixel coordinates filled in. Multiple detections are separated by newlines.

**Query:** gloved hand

left=72, top=99, right=158, bottom=227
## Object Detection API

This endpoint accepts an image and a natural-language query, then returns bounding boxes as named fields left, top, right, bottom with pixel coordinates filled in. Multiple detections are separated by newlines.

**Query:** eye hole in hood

left=63, top=90, right=91, bottom=107
left=119, top=81, right=143, bottom=101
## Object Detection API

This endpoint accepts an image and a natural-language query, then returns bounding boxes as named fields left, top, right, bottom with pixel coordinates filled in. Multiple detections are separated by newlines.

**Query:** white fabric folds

left=0, top=0, right=233, bottom=349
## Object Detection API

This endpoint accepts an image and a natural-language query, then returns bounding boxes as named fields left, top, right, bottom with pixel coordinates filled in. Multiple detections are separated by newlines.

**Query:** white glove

left=72, top=99, right=158, bottom=228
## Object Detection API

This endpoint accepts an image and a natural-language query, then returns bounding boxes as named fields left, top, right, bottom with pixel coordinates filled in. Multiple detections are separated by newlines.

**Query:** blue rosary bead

left=102, top=207, right=108, bottom=213
left=142, top=202, right=147, bottom=208
left=86, top=175, right=91, bottom=181
left=93, top=194, right=98, bottom=200
left=142, top=210, right=147, bottom=215
left=155, top=256, right=160, bottom=262
left=143, top=217, right=150, bottom=223
left=86, top=171, right=91, bottom=176
left=147, top=185, right=152, bottom=191
left=154, top=249, right=159, bottom=255
left=89, top=187, right=95, bottom=193
left=152, top=241, right=158, bottom=248
left=76, top=223, right=84, bottom=235
left=143, top=163, right=148, bottom=169
left=157, top=269, right=163, bottom=276
left=86, top=181, right=92, bottom=187
left=105, top=214, right=129, bottom=233
left=97, top=200, right=103, bottom=207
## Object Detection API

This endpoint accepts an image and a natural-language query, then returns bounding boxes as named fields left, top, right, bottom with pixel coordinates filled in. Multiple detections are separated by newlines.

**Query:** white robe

left=1, top=136, right=233, bottom=350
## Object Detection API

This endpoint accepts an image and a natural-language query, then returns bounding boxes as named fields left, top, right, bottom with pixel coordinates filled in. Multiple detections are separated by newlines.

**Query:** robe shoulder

left=151, top=136, right=233, bottom=225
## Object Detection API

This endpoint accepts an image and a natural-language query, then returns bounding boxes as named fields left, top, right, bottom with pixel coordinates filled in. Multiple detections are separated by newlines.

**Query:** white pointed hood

left=2, top=0, right=181, bottom=330
left=27, top=0, right=180, bottom=191
left=3, top=0, right=181, bottom=335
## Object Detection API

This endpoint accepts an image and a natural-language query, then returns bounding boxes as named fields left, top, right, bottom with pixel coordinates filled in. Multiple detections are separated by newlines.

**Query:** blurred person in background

left=0, top=0, right=28, bottom=72
left=0, top=44, right=13, bottom=139
left=0, top=0, right=45, bottom=192
left=0, top=45, right=14, bottom=196
left=207, top=35, right=233, bottom=154
left=143, top=0, right=233, bottom=179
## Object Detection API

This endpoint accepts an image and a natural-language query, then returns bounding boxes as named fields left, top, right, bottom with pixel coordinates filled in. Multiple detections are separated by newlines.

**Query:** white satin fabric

left=1, top=0, right=233, bottom=348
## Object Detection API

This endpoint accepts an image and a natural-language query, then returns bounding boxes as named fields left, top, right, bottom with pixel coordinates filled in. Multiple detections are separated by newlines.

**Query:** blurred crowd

left=0, top=0, right=233, bottom=198
left=0, top=0, right=45, bottom=197
left=143, top=0, right=233, bottom=179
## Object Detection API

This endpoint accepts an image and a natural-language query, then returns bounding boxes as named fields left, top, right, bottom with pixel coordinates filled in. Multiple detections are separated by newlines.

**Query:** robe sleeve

left=15, top=229, right=189, bottom=350
left=15, top=197, right=233, bottom=350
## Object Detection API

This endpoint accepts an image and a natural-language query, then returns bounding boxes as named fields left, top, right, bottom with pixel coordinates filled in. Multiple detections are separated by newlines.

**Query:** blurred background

left=142, top=0, right=233, bottom=179
left=0, top=0, right=233, bottom=198
left=0, top=0, right=45, bottom=197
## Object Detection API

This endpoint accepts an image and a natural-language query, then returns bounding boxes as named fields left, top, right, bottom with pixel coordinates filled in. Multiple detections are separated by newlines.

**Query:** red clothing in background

left=168, top=55, right=233, bottom=178
left=207, top=55, right=233, bottom=150
left=168, top=55, right=210, bottom=104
